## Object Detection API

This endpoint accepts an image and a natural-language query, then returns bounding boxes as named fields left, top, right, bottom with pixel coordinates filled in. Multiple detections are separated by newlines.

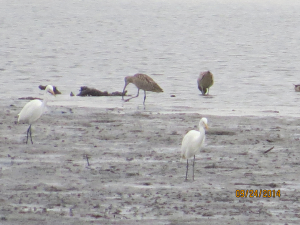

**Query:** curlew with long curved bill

left=197, top=71, right=214, bottom=95
left=122, top=73, right=163, bottom=104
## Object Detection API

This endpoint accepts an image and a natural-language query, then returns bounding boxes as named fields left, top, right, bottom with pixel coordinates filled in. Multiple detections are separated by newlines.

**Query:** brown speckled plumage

left=122, top=73, right=163, bottom=104
left=197, top=71, right=214, bottom=95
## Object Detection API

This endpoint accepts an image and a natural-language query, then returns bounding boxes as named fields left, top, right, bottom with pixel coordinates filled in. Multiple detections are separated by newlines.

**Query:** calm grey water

left=2, top=0, right=300, bottom=117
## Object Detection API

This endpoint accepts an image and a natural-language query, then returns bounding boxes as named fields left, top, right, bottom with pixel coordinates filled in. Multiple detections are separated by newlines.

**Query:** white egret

left=18, top=85, right=56, bottom=144
left=122, top=73, right=163, bottom=105
left=181, top=117, right=208, bottom=181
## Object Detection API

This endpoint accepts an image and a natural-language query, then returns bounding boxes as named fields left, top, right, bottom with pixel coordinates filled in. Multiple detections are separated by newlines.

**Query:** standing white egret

left=181, top=117, right=208, bottom=181
left=18, top=85, right=56, bottom=144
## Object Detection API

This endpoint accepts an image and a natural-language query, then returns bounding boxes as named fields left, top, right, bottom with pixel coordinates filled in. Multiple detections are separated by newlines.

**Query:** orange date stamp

left=236, top=189, right=281, bottom=198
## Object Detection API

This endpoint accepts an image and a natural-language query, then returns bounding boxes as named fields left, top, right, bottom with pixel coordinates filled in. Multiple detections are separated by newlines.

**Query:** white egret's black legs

left=26, top=125, right=33, bottom=144
left=193, top=155, right=195, bottom=181
left=26, top=125, right=30, bottom=144
left=185, top=159, right=189, bottom=181
left=185, top=156, right=196, bottom=181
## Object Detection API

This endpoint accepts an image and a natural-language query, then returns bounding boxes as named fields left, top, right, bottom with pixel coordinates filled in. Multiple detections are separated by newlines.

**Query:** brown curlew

left=122, top=73, right=163, bottom=104
left=197, top=71, right=214, bottom=95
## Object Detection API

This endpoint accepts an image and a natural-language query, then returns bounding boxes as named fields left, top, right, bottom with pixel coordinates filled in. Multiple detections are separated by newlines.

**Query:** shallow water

left=2, top=0, right=300, bottom=117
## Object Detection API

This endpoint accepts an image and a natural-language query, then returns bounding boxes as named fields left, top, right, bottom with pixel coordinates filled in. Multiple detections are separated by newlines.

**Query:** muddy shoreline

left=1, top=102, right=300, bottom=224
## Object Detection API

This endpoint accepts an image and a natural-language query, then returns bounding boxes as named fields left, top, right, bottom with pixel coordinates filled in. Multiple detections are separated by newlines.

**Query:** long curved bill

left=122, top=84, right=127, bottom=100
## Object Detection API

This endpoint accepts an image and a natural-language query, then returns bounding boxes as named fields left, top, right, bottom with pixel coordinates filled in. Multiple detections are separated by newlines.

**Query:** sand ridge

left=1, top=102, right=300, bottom=224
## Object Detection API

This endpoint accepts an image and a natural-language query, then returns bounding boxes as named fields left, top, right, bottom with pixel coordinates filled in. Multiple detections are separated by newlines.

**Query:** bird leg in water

left=185, top=159, right=189, bottom=181
left=193, top=155, right=195, bottom=181
left=124, top=89, right=140, bottom=102
left=202, top=88, right=208, bottom=95
left=143, top=90, right=147, bottom=105
left=26, top=125, right=33, bottom=144
left=86, top=154, right=90, bottom=166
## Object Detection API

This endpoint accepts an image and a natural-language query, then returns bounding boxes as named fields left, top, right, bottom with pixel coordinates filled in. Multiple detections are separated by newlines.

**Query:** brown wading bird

left=122, top=73, right=163, bottom=104
left=197, top=71, right=214, bottom=95
left=294, top=84, right=300, bottom=92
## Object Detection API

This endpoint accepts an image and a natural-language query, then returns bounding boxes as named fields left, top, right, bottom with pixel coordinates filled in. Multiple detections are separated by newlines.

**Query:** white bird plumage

left=18, top=85, right=56, bottom=144
left=181, top=117, right=208, bottom=181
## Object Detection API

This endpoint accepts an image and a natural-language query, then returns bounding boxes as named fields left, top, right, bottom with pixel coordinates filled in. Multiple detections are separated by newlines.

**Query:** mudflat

left=1, top=101, right=300, bottom=224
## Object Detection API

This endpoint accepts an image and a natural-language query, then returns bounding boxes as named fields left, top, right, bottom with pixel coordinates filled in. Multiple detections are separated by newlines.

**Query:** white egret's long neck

left=42, top=91, right=50, bottom=107
left=199, top=125, right=205, bottom=133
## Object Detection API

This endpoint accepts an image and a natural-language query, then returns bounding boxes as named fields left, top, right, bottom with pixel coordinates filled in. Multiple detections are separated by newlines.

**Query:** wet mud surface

left=1, top=102, right=300, bottom=224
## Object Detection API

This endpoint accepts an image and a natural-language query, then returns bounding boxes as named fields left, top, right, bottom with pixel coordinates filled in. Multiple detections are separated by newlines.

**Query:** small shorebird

left=181, top=118, right=208, bottom=181
left=18, top=85, right=56, bottom=144
left=197, top=71, right=214, bottom=95
left=122, top=73, right=163, bottom=105
left=294, top=84, right=300, bottom=92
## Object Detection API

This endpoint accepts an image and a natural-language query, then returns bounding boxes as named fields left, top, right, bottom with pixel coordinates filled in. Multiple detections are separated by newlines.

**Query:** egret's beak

left=205, top=124, right=209, bottom=130
left=49, top=90, right=56, bottom=97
